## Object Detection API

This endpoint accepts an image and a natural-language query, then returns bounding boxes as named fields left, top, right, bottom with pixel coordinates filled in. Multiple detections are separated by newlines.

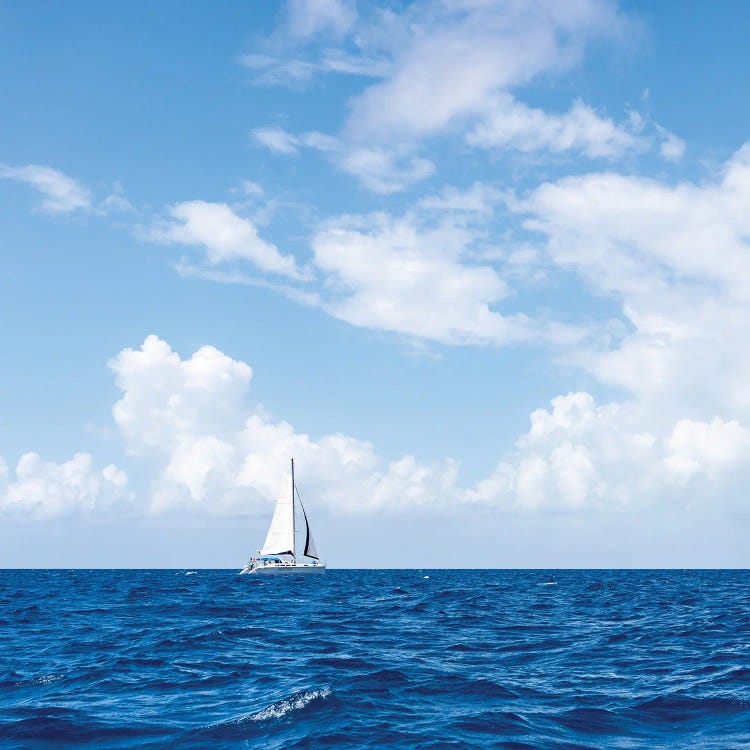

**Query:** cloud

left=251, top=125, right=301, bottom=154
left=0, top=163, right=92, bottom=213
left=157, top=183, right=585, bottom=348
left=337, top=147, right=435, bottom=194
left=0, top=451, right=129, bottom=519
left=517, top=142, right=750, bottom=414
left=418, top=182, right=502, bottom=214
left=105, top=337, right=750, bottom=517
left=464, top=393, right=750, bottom=511
left=148, top=200, right=303, bottom=278
left=108, top=335, right=460, bottom=514
left=245, top=0, right=680, bottom=192
left=96, top=182, right=135, bottom=215
left=311, top=210, right=525, bottom=345
left=430, top=143, right=750, bottom=511
left=305, top=183, right=593, bottom=346
left=666, top=418, right=750, bottom=481
left=7, top=333, right=748, bottom=521
left=658, top=129, right=686, bottom=161
left=251, top=126, right=433, bottom=193
left=466, top=97, right=641, bottom=159
left=341, top=0, right=624, bottom=143
left=285, top=0, right=357, bottom=39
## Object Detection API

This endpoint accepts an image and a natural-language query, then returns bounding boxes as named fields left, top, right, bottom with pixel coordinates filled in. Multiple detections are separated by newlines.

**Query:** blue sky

left=3, top=0, right=750, bottom=567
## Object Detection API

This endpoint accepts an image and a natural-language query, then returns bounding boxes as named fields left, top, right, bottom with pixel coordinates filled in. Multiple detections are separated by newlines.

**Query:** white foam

left=16, top=674, right=63, bottom=687
left=250, top=687, right=331, bottom=722
left=185, top=571, right=197, bottom=575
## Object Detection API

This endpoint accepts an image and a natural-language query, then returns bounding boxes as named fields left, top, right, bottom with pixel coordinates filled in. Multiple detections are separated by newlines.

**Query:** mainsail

left=260, top=492, right=295, bottom=556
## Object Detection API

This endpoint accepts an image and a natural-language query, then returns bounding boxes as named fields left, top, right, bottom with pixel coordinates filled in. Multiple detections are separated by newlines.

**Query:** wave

left=249, top=687, right=331, bottom=722
left=0, top=715, right=170, bottom=742
left=630, top=694, right=749, bottom=720
left=191, top=687, right=332, bottom=740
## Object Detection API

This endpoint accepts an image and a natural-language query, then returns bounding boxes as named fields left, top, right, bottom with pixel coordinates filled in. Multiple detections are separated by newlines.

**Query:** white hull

left=241, top=563, right=326, bottom=575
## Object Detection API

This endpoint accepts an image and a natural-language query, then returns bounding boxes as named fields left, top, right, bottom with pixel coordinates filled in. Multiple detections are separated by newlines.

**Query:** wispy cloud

left=0, top=163, right=92, bottom=213
left=148, top=200, right=305, bottom=279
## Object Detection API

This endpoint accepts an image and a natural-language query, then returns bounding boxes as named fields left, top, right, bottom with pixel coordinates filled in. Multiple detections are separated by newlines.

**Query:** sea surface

left=1, top=570, right=749, bottom=749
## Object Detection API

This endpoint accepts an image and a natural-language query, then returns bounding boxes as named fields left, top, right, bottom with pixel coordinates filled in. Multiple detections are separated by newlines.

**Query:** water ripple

left=1, top=570, right=749, bottom=748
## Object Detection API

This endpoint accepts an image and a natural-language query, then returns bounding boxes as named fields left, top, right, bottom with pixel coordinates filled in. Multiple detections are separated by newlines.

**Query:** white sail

left=260, top=494, right=295, bottom=556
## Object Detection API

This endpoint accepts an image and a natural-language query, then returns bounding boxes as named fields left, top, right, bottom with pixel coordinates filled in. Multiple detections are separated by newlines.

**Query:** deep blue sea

left=1, top=570, right=749, bottom=749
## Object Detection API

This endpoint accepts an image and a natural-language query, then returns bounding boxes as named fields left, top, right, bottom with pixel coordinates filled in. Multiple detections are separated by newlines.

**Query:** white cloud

left=157, top=183, right=586, bottom=348
left=240, top=51, right=389, bottom=84
left=96, top=182, right=134, bottom=215
left=7, top=332, right=748, bottom=521
left=305, top=184, right=592, bottom=347
left=148, top=200, right=303, bottom=278
left=665, top=418, right=750, bottom=481
left=464, top=392, right=750, bottom=511
left=467, top=97, right=641, bottom=158
left=659, top=129, right=686, bottom=161
left=251, top=127, right=434, bottom=193
left=0, top=451, right=129, bottom=519
left=251, top=125, right=301, bottom=154
left=337, top=147, right=435, bottom=194
left=432, top=144, right=750, bottom=511
left=418, top=182, right=501, bottom=214
left=311, top=210, right=527, bottom=345
left=105, top=337, right=750, bottom=517
left=108, top=335, right=460, bottom=514
left=285, top=0, right=357, bottom=39
left=245, top=0, right=667, bottom=191
left=0, top=163, right=92, bottom=213
left=517, top=143, right=750, bottom=416
left=342, top=1, right=623, bottom=142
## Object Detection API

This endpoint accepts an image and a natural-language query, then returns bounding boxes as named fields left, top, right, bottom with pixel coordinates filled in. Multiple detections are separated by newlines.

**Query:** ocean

left=1, top=569, right=748, bottom=749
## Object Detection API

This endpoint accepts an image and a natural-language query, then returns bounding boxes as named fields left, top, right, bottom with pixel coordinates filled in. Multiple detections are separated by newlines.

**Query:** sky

left=2, top=0, right=750, bottom=568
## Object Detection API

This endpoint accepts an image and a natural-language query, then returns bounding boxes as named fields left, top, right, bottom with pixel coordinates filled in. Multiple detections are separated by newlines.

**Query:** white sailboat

left=240, top=459, right=326, bottom=575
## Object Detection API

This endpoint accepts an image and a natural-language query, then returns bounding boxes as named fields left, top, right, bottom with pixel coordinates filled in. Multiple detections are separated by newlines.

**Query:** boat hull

left=240, top=564, right=326, bottom=575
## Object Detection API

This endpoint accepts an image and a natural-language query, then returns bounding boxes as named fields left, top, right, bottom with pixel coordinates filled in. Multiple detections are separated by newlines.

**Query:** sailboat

left=240, top=459, right=325, bottom=575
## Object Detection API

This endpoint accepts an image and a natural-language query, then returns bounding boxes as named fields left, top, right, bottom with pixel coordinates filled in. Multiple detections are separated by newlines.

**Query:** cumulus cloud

left=7, top=334, right=748, bottom=521
left=0, top=163, right=92, bottom=213
left=464, top=393, right=750, bottom=511
left=148, top=200, right=303, bottom=278
left=108, top=335, right=460, bottom=514
left=0, top=451, right=129, bottom=519
left=103, top=337, right=750, bottom=517
left=665, top=418, right=750, bottom=482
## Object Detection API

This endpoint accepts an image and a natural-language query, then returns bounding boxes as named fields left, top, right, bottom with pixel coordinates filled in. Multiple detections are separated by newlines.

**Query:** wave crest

left=250, top=687, right=331, bottom=723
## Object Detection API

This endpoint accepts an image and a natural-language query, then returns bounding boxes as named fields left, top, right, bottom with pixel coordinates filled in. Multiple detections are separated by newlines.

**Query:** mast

left=291, top=457, right=296, bottom=559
